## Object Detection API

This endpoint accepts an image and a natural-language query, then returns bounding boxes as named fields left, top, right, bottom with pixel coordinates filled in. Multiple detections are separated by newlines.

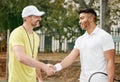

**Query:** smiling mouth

left=35, top=21, right=40, bottom=24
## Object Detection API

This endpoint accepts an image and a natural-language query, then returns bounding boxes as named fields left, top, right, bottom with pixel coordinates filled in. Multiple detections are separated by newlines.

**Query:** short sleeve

left=102, top=34, right=114, bottom=51
left=9, top=29, right=24, bottom=47
left=74, top=38, right=80, bottom=49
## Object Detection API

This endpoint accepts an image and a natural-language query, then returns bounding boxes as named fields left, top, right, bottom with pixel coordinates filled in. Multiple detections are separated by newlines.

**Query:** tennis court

left=0, top=53, right=120, bottom=82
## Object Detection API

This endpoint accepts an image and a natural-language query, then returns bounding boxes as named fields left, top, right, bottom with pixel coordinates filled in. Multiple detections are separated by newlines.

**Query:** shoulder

left=76, top=33, right=86, bottom=42
left=98, top=28, right=112, bottom=38
left=10, top=26, right=24, bottom=35
left=10, top=26, right=25, bottom=39
left=97, top=28, right=113, bottom=43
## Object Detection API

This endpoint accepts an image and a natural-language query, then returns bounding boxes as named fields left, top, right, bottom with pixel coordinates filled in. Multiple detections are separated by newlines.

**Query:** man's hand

left=36, top=68, right=43, bottom=82
left=42, top=64, right=56, bottom=76
left=47, top=64, right=56, bottom=70
left=38, top=78, right=43, bottom=82
left=47, top=64, right=56, bottom=75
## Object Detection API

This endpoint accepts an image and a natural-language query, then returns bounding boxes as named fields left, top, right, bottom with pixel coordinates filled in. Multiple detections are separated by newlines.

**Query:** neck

left=23, top=23, right=33, bottom=34
left=87, top=23, right=96, bottom=34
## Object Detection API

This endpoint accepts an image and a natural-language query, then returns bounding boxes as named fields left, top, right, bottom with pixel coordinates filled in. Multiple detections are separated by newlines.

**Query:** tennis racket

left=88, top=72, right=120, bottom=82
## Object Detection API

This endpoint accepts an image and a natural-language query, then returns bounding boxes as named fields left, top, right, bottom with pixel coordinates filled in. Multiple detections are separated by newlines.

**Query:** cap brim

left=36, top=11, right=45, bottom=16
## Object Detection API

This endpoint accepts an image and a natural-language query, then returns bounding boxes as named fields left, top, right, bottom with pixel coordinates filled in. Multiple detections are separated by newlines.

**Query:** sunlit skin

left=52, top=10, right=115, bottom=82
left=30, top=16, right=41, bottom=28
left=79, top=13, right=96, bottom=34
left=23, top=15, right=42, bottom=33
left=79, top=13, right=90, bottom=30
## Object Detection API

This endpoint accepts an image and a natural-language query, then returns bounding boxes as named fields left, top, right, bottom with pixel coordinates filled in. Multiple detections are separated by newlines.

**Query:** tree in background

left=0, top=0, right=41, bottom=31
left=0, top=0, right=83, bottom=52
left=73, top=0, right=95, bottom=8
left=36, top=0, right=82, bottom=52
left=72, top=0, right=120, bottom=33
left=0, top=0, right=42, bottom=52
left=0, top=0, right=119, bottom=52
left=109, top=0, right=120, bottom=28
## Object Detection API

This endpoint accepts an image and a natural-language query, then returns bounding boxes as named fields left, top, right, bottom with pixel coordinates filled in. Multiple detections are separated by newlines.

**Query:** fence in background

left=37, top=27, right=120, bottom=54
left=38, top=33, right=70, bottom=52
left=111, top=27, right=120, bottom=55
left=0, top=27, right=120, bottom=54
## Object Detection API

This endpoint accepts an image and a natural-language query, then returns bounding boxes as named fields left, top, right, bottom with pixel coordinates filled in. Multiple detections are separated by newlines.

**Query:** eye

left=80, top=17, right=84, bottom=20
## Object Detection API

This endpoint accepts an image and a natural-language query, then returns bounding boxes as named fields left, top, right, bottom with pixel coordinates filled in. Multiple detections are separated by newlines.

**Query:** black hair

left=79, top=8, right=97, bottom=22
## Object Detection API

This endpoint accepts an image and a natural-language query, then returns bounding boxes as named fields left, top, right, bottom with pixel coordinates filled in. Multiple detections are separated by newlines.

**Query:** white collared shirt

left=74, top=27, right=114, bottom=82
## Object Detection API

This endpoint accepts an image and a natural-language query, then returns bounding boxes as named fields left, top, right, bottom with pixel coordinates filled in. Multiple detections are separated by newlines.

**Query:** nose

left=39, top=17, right=42, bottom=21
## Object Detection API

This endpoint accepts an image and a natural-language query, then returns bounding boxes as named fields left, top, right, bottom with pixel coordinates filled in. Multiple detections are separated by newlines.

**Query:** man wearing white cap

left=8, top=5, right=55, bottom=82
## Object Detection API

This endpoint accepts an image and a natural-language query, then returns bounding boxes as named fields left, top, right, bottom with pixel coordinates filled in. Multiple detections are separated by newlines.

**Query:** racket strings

left=88, top=72, right=120, bottom=82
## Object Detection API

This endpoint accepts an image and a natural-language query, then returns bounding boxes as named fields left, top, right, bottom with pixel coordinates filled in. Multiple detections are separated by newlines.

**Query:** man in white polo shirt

left=54, top=8, right=115, bottom=82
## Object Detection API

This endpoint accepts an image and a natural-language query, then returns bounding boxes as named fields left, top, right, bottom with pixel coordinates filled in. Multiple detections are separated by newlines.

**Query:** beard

left=80, top=24, right=86, bottom=30
left=31, top=20, right=40, bottom=27
left=31, top=21, right=40, bottom=27
left=80, top=19, right=89, bottom=30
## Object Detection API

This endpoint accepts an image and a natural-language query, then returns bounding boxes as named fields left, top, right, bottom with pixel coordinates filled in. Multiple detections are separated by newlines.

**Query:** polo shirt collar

left=85, top=26, right=99, bottom=36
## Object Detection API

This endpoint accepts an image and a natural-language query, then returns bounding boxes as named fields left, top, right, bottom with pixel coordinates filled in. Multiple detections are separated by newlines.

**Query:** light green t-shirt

left=8, top=26, right=39, bottom=82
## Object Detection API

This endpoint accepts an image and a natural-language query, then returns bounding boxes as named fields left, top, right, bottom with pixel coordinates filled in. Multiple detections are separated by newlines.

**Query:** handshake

left=43, top=63, right=62, bottom=76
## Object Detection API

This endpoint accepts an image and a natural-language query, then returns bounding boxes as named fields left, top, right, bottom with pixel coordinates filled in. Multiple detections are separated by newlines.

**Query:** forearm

left=55, top=48, right=79, bottom=71
left=104, top=49, right=115, bottom=82
left=18, top=54, right=46, bottom=70
left=54, top=55, right=75, bottom=71
left=60, top=54, right=75, bottom=69
left=107, top=60, right=115, bottom=82
left=13, top=46, right=55, bottom=76
left=13, top=46, right=46, bottom=70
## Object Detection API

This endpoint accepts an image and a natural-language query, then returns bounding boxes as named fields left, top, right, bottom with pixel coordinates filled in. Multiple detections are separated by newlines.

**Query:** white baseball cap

left=22, top=5, right=45, bottom=18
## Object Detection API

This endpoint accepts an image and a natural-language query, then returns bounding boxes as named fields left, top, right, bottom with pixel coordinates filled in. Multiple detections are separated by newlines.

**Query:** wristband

left=54, top=63, right=62, bottom=71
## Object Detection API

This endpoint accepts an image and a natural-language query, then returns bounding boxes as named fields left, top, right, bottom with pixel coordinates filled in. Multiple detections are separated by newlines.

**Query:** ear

left=89, top=16, right=94, bottom=23
left=88, top=16, right=92, bottom=23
